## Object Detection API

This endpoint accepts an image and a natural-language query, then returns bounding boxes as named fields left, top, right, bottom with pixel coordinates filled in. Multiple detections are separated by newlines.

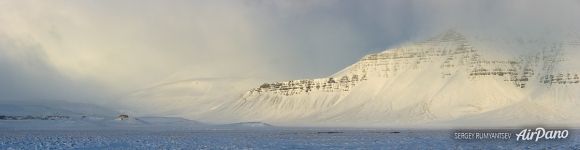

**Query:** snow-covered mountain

left=210, top=30, right=580, bottom=127
left=121, top=30, right=580, bottom=127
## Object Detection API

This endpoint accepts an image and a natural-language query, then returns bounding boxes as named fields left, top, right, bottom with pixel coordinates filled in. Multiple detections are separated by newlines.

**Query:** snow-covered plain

left=1, top=129, right=579, bottom=149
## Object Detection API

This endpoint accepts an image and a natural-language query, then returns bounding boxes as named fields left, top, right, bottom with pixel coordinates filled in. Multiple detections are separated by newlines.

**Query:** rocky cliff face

left=246, top=30, right=578, bottom=97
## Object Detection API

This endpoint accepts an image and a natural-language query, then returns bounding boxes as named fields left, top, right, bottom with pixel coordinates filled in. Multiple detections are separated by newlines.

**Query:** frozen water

left=1, top=129, right=579, bottom=149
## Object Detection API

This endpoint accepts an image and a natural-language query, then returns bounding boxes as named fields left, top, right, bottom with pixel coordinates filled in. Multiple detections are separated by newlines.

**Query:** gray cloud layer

left=0, top=0, right=578, bottom=104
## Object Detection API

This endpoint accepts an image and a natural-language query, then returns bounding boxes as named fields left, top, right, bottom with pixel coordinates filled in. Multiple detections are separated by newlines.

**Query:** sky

left=0, top=0, right=579, bottom=105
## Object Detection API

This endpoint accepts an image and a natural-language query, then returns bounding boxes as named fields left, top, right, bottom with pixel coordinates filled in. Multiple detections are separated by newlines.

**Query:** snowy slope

left=119, top=77, right=262, bottom=122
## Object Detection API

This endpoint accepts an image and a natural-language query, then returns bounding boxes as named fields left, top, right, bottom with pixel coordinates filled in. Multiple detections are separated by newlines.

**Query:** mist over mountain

left=0, top=1, right=579, bottom=127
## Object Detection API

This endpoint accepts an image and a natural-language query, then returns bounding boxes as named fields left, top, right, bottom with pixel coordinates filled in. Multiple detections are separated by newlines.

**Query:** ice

left=0, top=129, right=578, bottom=149
left=220, top=122, right=274, bottom=128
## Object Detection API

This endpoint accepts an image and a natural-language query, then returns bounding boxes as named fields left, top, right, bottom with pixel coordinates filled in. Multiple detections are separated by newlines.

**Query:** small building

left=117, top=114, right=129, bottom=120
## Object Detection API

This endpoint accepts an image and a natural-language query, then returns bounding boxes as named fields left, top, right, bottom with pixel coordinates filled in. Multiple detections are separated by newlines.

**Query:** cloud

left=0, top=0, right=578, bottom=105
left=0, top=35, right=108, bottom=102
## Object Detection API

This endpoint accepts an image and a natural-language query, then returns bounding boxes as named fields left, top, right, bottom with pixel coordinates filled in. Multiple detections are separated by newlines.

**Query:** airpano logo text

left=515, top=127, right=569, bottom=142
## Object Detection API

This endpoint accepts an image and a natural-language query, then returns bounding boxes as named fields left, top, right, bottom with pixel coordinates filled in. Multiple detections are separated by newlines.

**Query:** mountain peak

left=430, top=29, right=467, bottom=43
